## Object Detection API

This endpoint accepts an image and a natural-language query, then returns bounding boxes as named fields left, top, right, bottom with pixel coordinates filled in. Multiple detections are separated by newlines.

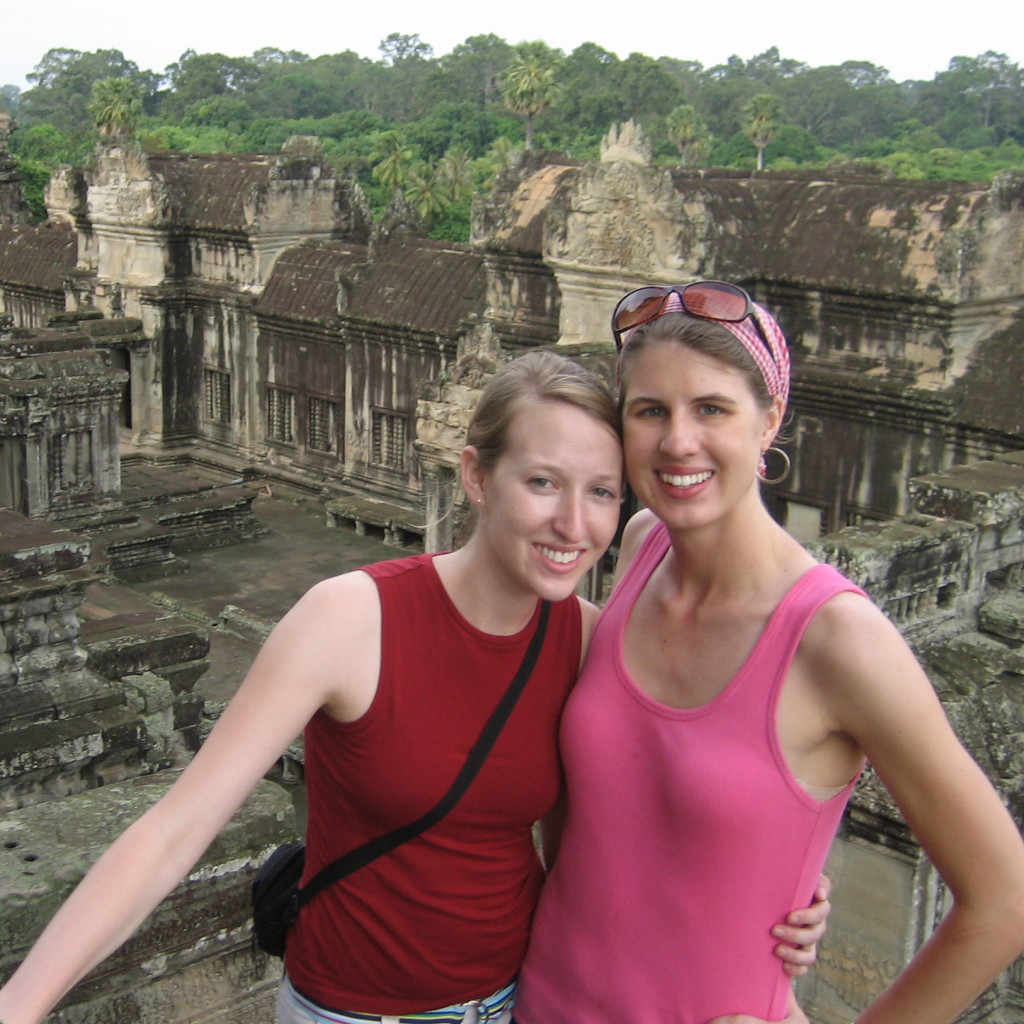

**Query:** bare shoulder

left=248, top=568, right=383, bottom=719
left=614, top=508, right=660, bottom=584
left=797, top=588, right=941, bottom=740
left=314, top=568, right=377, bottom=613
left=799, top=589, right=908, bottom=677
left=154, top=569, right=383, bottom=821
left=271, top=569, right=380, bottom=645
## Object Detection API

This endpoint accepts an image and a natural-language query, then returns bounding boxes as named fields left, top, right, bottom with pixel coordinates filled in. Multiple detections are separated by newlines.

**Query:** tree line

left=3, top=35, right=1023, bottom=238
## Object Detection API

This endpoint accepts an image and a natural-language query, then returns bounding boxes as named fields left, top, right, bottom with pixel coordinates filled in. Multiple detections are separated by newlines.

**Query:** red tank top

left=286, top=553, right=581, bottom=1013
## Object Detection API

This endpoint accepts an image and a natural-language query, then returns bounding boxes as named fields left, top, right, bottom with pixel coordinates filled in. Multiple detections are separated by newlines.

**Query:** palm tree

left=440, top=147, right=474, bottom=203
left=476, top=136, right=521, bottom=189
left=404, top=163, right=448, bottom=228
left=498, top=42, right=562, bottom=150
left=371, top=130, right=416, bottom=191
left=742, top=93, right=783, bottom=170
left=665, top=104, right=712, bottom=167
left=88, top=77, right=142, bottom=140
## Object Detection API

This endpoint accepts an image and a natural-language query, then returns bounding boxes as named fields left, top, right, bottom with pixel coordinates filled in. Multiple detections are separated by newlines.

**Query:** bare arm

left=808, top=597, right=1024, bottom=1024
left=708, top=597, right=1024, bottom=1024
left=0, top=572, right=381, bottom=1024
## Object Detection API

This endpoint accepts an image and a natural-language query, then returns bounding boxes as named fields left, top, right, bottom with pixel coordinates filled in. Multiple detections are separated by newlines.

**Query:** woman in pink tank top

left=515, top=283, right=1024, bottom=1024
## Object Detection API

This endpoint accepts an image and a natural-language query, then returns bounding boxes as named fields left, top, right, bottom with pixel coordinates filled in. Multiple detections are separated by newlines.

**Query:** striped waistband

left=289, top=978, right=517, bottom=1024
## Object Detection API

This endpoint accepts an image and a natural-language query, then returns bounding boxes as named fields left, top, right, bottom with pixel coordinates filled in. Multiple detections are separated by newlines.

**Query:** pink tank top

left=516, top=522, right=866, bottom=1024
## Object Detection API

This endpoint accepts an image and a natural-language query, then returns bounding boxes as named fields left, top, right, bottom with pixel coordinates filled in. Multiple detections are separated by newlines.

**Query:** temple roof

left=144, top=153, right=287, bottom=230
left=954, top=316, right=1024, bottom=439
left=666, top=169, right=987, bottom=297
left=257, top=238, right=486, bottom=334
left=0, top=222, right=76, bottom=291
left=475, top=151, right=581, bottom=255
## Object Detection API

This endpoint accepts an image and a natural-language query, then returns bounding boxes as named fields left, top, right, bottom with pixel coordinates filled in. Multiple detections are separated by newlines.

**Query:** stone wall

left=0, top=324, right=129, bottom=519
left=0, top=222, right=77, bottom=327
left=0, top=509, right=290, bottom=1024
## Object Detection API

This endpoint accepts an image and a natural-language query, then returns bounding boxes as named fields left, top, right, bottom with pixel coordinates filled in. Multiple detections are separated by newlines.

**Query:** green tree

left=181, top=95, right=255, bottom=131
left=22, top=48, right=157, bottom=132
left=742, top=92, right=783, bottom=169
left=743, top=47, right=808, bottom=85
left=378, top=33, right=434, bottom=65
left=371, top=129, right=416, bottom=190
left=657, top=57, right=706, bottom=104
left=555, top=43, right=626, bottom=135
left=9, top=121, right=90, bottom=217
left=0, top=85, right=20, bottom=115
left=775, top=62, right=907, bottom=149
left=440, top=147, right=474, bottom=202
left=404, top=101, right=500, bottom=159
left=422, top=34, right=514, bottom=109
left=251, top=47, right=310, bottom=68
left=665, top=104, right=712, bottom=166
left=296, top=51, right=375, bottom=116
left=249, top=71, right=336, bottom=120
left=499, top=42, right=563, bottom=149
left=8, top=122, right=81, bottom=165
left=617, top=53, right=681, bottom=121
left=404, top=162, right=448, bottom=226
left=918, top=52, right=1024, bottom=147
left=88, top=78, right=143, bottom=139
left=160, top=50, right=259, bottom=119
left=365, top=37, right=436, bottom=121
left=12, top=158, right=52, bottom=219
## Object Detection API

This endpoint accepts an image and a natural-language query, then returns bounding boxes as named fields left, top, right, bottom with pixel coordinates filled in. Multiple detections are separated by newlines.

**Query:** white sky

left=2, top=0, right=1020, bottom=92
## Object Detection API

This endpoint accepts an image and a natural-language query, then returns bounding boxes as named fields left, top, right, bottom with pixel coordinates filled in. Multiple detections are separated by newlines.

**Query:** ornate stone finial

left=600, top=120, right=652, bottom=165
left=370, top=189, right=427, bottom=256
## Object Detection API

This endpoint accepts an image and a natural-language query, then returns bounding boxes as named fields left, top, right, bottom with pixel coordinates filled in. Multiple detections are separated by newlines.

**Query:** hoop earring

left=758, top=446, right=791, bottom=485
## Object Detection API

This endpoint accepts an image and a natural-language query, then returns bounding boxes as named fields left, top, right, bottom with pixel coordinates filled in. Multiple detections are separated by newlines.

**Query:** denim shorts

left=276, top=974, right=515, bottom=1024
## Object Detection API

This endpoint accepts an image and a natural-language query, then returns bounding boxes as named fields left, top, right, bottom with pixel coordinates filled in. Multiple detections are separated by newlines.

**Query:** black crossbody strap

left=297, top=600, right=552, bottom=909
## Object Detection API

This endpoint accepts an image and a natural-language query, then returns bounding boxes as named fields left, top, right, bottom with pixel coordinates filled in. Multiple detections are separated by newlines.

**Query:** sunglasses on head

left=611, top=280, right=774, bottom=362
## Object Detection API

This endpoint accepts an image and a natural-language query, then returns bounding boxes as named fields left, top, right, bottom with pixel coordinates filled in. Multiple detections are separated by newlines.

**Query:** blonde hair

left=467, top=350, right=620, bottom=471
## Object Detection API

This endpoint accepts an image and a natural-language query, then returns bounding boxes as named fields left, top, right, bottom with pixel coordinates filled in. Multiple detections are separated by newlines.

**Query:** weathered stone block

left=808, top=514, right=975, bottom=632
left=919, top=631, right=1014, bottom=696
left=798, top=834, right=924, bottom=1024
left=978, top=592, right=1024, bottom=642
left=82, top=615, right=210, bottom=682
left=910, top=459, right=1024, bottom=528
left=0, top=705, right=145, bottom=808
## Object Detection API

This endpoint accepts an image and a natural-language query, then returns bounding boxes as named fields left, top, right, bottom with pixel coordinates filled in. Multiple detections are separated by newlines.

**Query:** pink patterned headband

left=614, top=286, right=791, bottom=407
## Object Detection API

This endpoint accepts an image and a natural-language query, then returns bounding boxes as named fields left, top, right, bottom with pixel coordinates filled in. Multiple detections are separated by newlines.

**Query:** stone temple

left=0, top=119, right=1023, bottom=1022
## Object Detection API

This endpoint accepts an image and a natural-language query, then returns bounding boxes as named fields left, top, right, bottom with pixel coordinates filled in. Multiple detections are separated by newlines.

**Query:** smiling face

left=621, top=340, right=783, bottom=535
left=462, top=399, right=624, bottom=605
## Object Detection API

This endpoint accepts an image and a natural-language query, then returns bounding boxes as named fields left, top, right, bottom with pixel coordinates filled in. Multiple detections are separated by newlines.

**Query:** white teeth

left=538, top=545, right=581, bottom=564
left=659, top=470, right=712, bottom=488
